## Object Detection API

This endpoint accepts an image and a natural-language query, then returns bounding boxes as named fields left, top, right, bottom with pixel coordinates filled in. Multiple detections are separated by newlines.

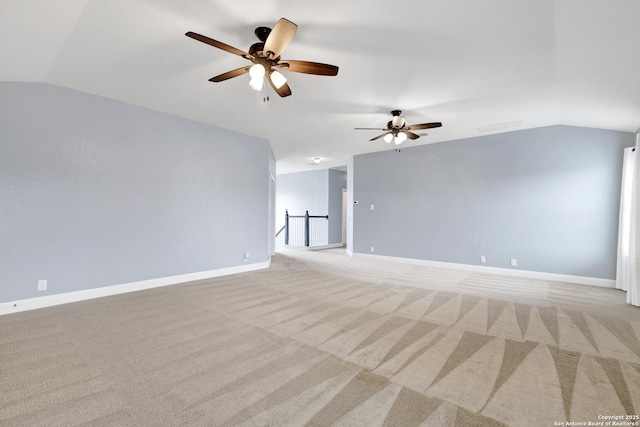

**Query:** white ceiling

left=2, top=0, right=640, bottom=174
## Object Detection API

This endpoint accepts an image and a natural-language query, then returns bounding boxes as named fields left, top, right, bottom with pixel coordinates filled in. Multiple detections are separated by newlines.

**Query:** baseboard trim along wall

left=353, top=253, right=616, bottom=288
left=0, top=260, right=271, bottom=316
left=285, top=243, right=346, bottom=252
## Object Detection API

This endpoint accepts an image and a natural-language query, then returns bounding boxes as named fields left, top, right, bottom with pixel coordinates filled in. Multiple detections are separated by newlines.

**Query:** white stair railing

left=281, top=210, right=329, bottom=248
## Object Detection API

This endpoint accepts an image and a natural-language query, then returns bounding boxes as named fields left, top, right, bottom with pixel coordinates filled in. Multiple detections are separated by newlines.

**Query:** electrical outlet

left=243, top=253, right=249, bottom=262
left=370, top=246, right=375, bottom=253
left=37, top=280, right=47, bottom=291
left=370, top=204, right=375, bottom=210
left=510, top=258, right=517, bottom=267
left=480, top=256, right=486, bottom=263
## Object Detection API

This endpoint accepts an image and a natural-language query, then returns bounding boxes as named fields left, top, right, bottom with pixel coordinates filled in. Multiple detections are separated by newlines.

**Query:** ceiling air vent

left=477, top=120, right=525, bottom=133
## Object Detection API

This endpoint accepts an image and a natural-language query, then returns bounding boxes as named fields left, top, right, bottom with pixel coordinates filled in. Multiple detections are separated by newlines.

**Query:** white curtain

left=616, top=134, right=640, bottom=306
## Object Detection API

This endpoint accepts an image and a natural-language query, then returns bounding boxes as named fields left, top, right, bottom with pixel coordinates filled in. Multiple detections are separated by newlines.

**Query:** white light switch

left=370, top=204, right=375, bottom=210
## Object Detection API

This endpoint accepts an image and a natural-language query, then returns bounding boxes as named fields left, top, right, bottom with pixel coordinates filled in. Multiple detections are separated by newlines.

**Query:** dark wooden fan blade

left=209, top=66, right=251, bottom=82
left=404, top=130, right=420, bottom=140
left=354, top=127, right=388, bottom=131
left=278, top=60, right=339, bottom=76
left=267, top=74, right=292, bottom=97
left=264, top=18, right=297, bottom=59
left=370, top=132, right=391, bottom=141
left=405, top=122, right=442, bottom=131
left=185, top=31, right=251, bottom=58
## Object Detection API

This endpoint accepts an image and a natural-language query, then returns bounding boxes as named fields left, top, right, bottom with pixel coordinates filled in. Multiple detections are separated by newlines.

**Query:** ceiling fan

left=355, top=110, right=443, bottom=145
left=185, top=18, right=339, bottom=98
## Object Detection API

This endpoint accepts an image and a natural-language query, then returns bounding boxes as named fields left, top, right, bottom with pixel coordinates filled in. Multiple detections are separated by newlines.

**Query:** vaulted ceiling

left=2, top=0, right=639, bottom=174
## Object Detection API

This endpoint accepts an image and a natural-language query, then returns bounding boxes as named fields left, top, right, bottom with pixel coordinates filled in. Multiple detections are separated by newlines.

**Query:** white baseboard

left=353, top=253, right=615, bottom=288
left=284, top=243, right=345, bottom=251
left=0, top=260, right=271, bottom=316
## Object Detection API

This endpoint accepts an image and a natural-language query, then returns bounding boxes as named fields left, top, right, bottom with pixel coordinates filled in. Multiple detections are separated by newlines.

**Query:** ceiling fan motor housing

left=249, top=43, right=264, bottom=57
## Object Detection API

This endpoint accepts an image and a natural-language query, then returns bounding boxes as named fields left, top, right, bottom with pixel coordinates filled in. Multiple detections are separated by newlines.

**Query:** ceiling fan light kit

left=186, top=18, right=339, bottom=98
left=248, top=64, right=265, bottom=91
left=269, top=70, right=287, bottom=89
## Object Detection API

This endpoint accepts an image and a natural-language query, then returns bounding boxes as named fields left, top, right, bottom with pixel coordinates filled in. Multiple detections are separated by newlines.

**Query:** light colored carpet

left=2, top=248, right=640, bottom=426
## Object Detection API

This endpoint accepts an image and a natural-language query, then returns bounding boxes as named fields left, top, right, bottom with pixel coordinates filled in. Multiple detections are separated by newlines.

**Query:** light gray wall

left=353, top=125, right=634, bottom=279
left=0, top=82, right=272, bottom=303
left=276, top=169, right=329, bottom=230
left=328, top=169, right=347, bottom=244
